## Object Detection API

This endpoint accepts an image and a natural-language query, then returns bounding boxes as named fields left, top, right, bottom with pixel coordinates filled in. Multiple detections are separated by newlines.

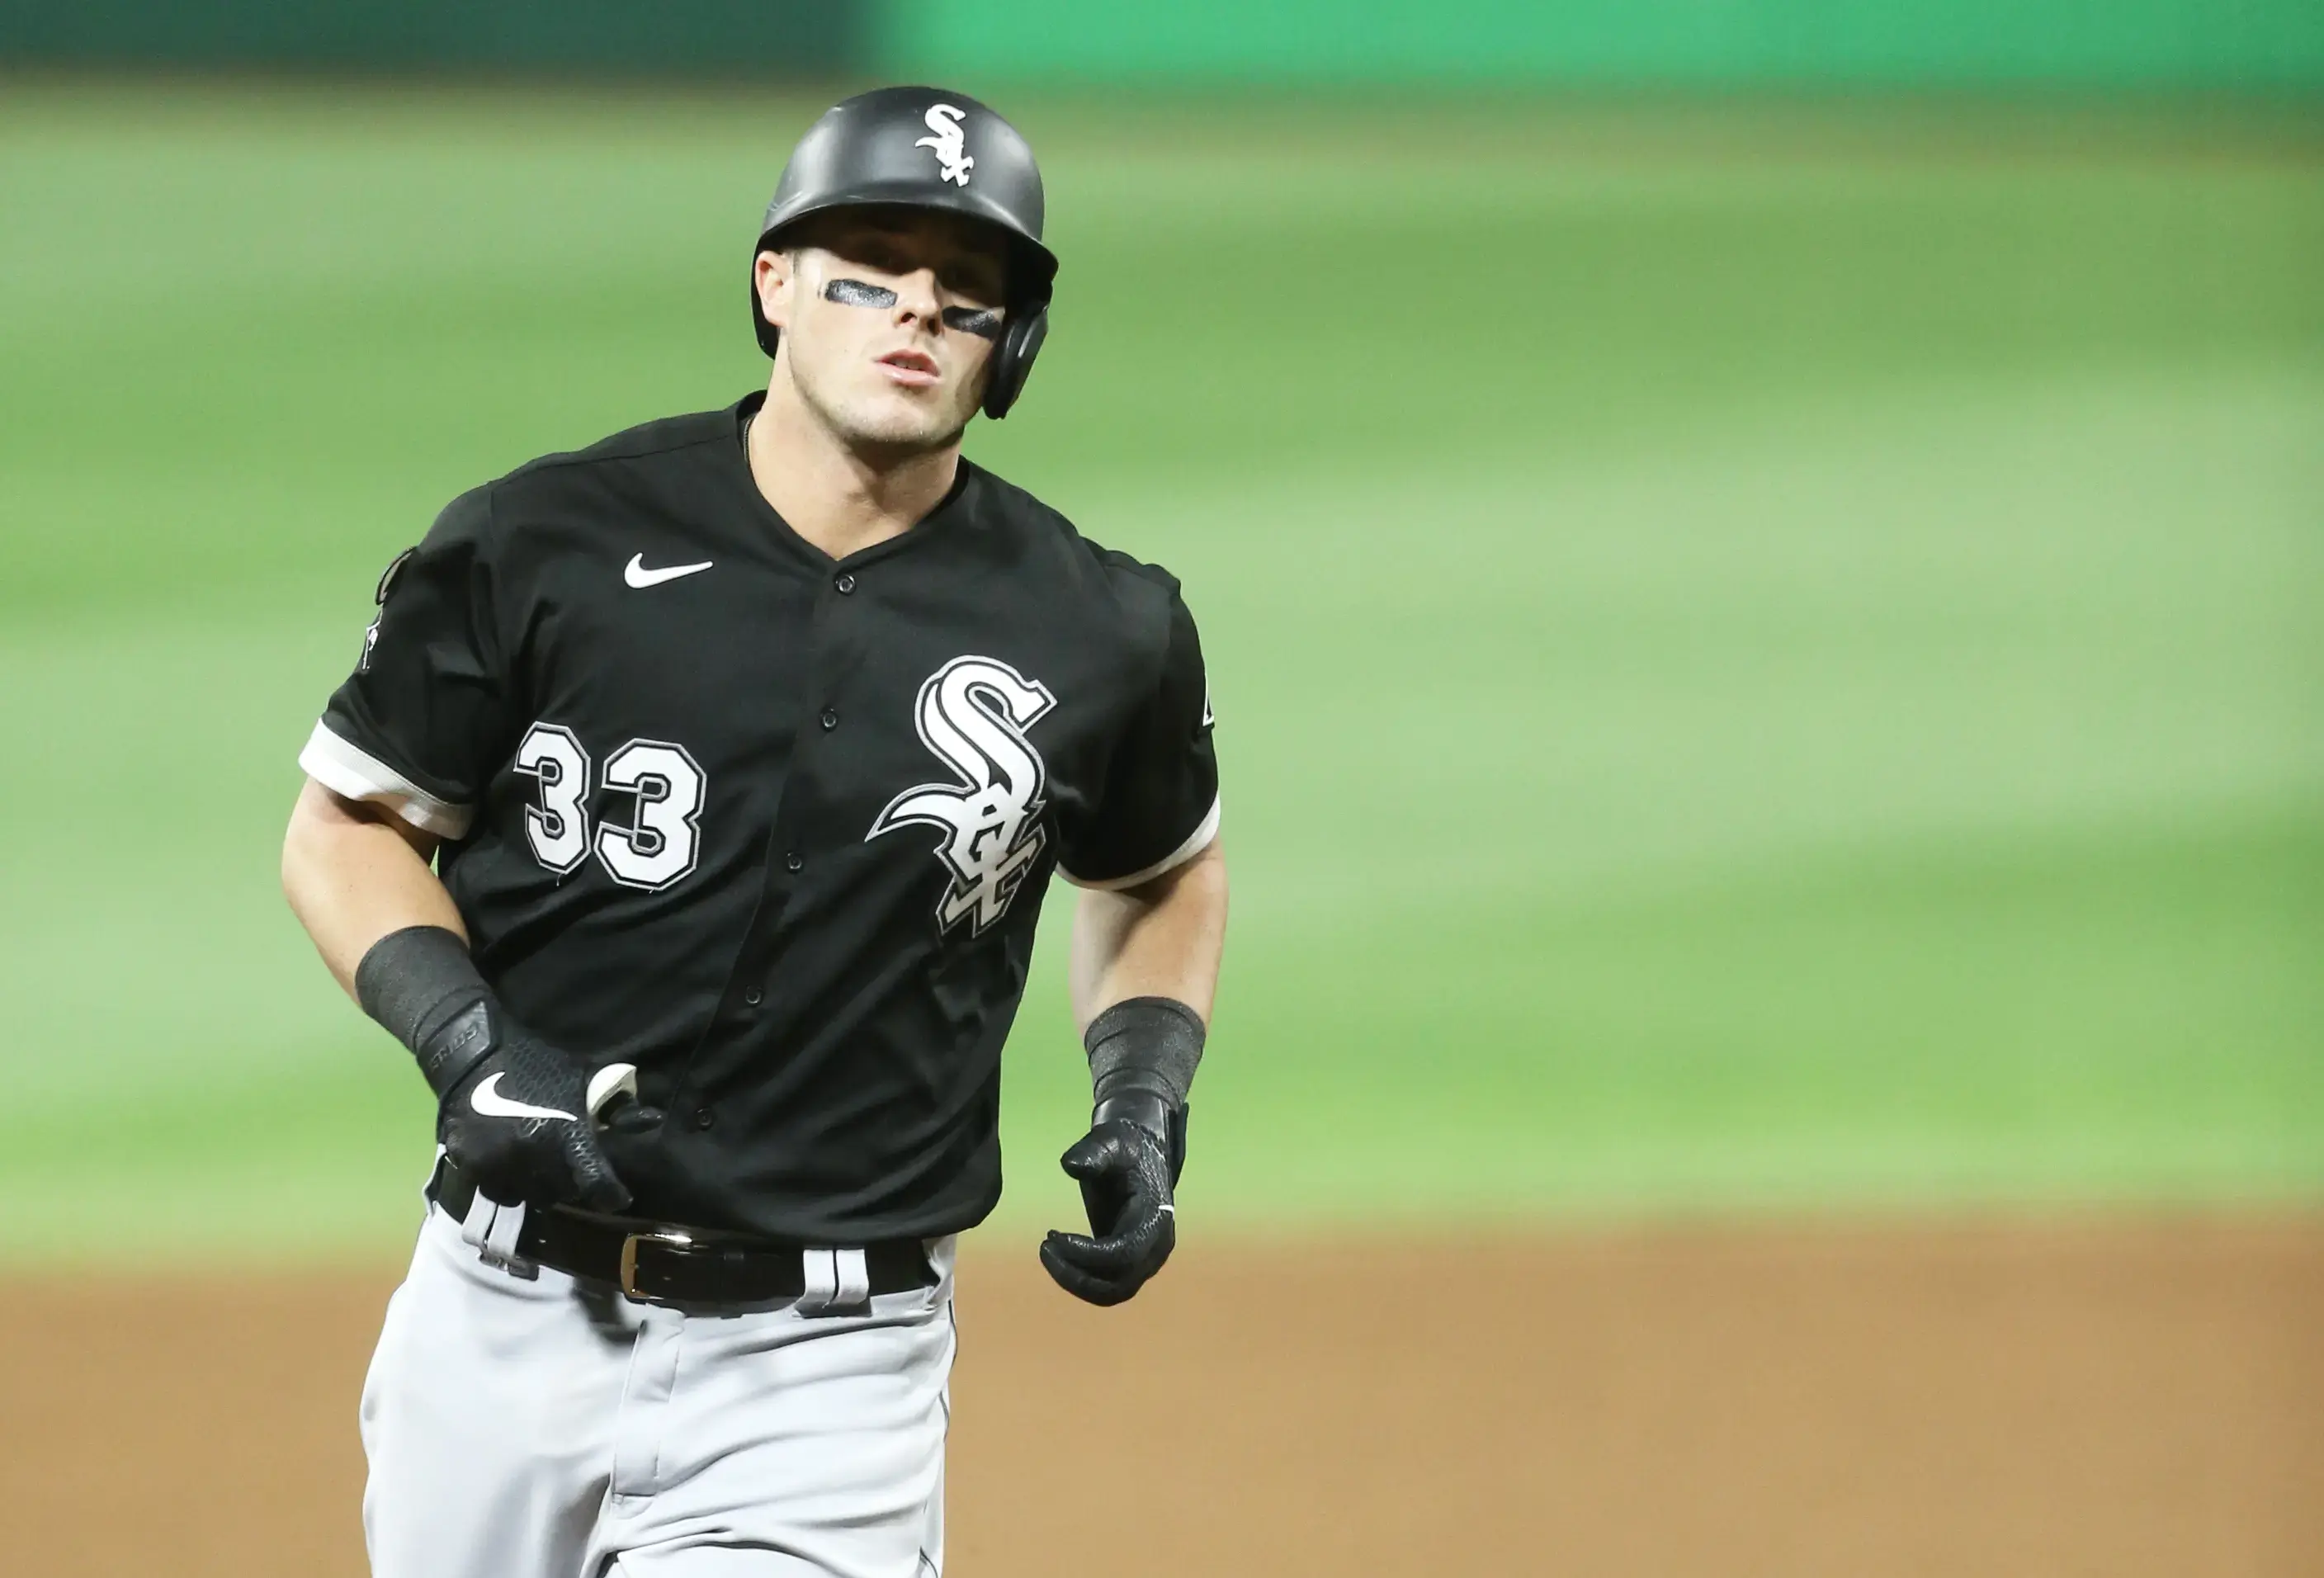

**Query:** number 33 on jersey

left=510, top=725, right=705, bottom=890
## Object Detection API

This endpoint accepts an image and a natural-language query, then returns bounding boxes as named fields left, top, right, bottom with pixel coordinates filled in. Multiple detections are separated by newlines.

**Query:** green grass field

left=2, top=83, right=2317, bottom=1261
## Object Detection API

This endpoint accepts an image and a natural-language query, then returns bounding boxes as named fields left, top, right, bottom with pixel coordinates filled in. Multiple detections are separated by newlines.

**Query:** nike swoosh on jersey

left=624, top=554, right=714, bottom=588
left=469, top=1072, right=579, bottom=1122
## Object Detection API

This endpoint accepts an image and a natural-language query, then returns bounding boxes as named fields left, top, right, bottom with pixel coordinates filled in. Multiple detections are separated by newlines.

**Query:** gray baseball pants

left=360, top=1200, right=956, bottom=1578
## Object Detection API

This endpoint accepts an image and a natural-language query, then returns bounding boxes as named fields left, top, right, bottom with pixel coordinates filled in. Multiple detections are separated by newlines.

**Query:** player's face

left=756, top=209, right=1010, bottom=453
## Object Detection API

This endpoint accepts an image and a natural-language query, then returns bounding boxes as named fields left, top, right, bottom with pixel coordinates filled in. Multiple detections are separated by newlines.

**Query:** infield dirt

left=7, top=1217, right=2318, bottom=1576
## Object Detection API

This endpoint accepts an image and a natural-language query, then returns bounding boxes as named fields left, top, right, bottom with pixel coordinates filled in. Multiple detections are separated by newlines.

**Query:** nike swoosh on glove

left=1040, top=1118, right=1176, bottom=1306
left=436, top=1004, right=631, bottom=1213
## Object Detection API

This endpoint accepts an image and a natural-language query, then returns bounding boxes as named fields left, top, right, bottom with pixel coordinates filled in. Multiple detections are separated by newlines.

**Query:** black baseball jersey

left=300, top=393, right=1219, bottom=1242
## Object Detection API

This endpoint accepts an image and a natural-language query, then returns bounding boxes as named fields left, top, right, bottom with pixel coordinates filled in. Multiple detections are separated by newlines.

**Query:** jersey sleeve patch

left=1059, top=793, right=1220, bottom=892
left=299, top=720, right=476, bottom=839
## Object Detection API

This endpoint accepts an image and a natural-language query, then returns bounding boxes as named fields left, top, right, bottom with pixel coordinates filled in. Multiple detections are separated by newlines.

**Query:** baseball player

left=279, top=87, right=1226, bottom=1578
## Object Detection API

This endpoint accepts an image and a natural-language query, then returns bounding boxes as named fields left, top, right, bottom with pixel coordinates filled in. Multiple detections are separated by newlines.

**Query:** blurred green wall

left=0, top=0, right=860, bottom=73
left=882, top=0, right=2324, bottom=89
left=2, top=0, right=2318, bottom=88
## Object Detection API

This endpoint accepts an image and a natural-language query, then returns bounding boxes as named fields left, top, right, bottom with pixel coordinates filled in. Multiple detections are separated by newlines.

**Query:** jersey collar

left=727, top=392, right=979, bottom=576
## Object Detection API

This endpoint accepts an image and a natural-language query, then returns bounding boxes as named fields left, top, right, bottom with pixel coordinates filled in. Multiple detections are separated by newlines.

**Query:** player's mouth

left=875, top=348, right=941, bottom=389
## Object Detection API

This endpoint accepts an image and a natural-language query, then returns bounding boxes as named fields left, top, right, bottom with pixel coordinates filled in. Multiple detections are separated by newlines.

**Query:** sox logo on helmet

left=914, top=105, right=975, bottom=187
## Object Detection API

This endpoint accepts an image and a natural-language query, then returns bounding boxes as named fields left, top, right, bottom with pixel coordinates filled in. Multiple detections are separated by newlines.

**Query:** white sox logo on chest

left=869, top=656, right=1054, bottom=934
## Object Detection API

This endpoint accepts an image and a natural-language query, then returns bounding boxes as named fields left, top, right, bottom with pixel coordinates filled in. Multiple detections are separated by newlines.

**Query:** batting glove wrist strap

left=354, top=924, right=498, bottom=1100
left=1083, top=995, right=1206, bottom=1114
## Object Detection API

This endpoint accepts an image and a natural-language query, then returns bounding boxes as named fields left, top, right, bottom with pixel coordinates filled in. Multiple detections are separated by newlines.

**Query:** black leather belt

left=430, top=1163, right=934, bottom=1310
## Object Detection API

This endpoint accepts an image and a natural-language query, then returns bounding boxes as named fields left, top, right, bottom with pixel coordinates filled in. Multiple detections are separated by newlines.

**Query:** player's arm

left=281, top=777, right=626, bottom=1213
left=1042, top=581, right=1226, bottom=1306
left=1069, top=835, right=1227, bottom=1029
left=281, top=777, right=461, bottom=996
left=1042, top=841, right=1226, bottom=1308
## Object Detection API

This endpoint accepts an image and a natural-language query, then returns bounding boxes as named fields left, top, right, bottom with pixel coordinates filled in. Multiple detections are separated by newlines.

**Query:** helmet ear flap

left=982, top=305, right=1048, bottom=420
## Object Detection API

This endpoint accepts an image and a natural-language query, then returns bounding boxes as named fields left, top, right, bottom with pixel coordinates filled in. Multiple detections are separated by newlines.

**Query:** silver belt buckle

left=618, top=1228, right=697, bottom=1305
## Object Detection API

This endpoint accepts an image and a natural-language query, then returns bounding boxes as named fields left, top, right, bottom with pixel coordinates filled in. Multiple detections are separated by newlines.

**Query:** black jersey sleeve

left=297, top=487, right=508, bottom=839
left=1058, top=585, right=1221, bottom=891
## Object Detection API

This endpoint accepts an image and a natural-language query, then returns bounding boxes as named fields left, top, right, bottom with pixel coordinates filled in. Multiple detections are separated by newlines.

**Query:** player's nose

left=889, top=267, right=943, bottom=325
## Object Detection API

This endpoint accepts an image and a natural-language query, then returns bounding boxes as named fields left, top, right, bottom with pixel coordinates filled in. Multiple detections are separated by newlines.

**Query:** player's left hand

left=1040, top=1108, right=1179, bottom=1306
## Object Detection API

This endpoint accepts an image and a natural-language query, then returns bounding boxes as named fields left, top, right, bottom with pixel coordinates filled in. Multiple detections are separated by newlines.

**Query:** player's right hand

left=438, top=1023, right=631, bottom=1214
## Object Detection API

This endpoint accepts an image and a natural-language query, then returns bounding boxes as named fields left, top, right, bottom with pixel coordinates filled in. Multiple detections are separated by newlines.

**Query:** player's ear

left=754, top=249, right=795, bottom=331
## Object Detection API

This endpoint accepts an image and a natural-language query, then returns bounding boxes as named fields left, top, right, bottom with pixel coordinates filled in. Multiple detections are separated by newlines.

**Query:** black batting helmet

left=751, top=87, right=1057, bottom=420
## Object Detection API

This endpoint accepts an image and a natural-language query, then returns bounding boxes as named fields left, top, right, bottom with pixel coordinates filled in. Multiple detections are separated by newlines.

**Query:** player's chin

left=841, top=387, right=975, bottom=449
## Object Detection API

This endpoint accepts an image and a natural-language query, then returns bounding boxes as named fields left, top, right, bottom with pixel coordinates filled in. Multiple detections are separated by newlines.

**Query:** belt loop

left=484, top=1198, right=528, bottom=1268
left=461, top=1192, right=539, bottom=1282
left=794, top=1247, right=871, bottom=1317
left=796, top=1247, right=839, bottom=1316
left=922, top=1235, right=957, bottom=1288
left=834, top=1247, right=870, bottom=1307
left=457, top=1189, right=497, bottom=1254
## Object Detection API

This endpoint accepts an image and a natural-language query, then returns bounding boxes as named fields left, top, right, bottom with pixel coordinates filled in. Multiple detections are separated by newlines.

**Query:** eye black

left=824, top=278, right=899, bottom=309
left=941, top=305, right=1004, bottom=340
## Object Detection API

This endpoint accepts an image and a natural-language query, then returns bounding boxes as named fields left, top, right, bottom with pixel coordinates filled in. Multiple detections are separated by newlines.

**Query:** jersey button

left=820, top=706, right=838, bottom=730
left=784, top=851, right=805, bottom=873
left=834, top=573, right=857, bottom=594
left=743, top=987, right=763, bottom=1007
left=690, top=1108, right=716, bottom=1132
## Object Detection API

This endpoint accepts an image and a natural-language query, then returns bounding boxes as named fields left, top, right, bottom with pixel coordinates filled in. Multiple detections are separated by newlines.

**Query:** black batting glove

left=437, top=1013, right=631, bottom=1214
left=1040, top=1096, right=1183, bottom=1306
left=356, top=925, right=630, bottom=1215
